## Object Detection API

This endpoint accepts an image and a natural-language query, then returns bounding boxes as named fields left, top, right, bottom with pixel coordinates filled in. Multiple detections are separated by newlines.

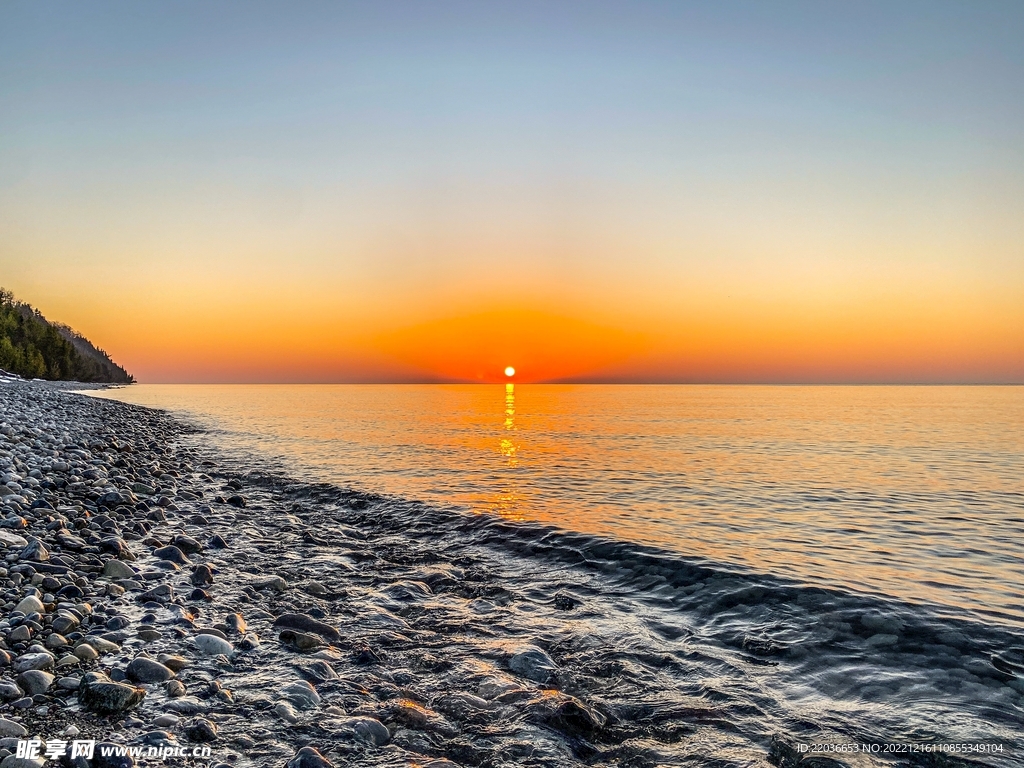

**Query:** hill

left=0, top=289, right=133, bottom=383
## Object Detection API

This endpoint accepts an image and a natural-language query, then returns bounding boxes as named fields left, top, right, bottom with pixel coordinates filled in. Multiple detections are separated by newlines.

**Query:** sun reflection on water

left=494, top=382, right=523, bottom=520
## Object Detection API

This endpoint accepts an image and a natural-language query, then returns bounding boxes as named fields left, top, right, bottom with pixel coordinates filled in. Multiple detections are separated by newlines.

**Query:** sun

left=504, top=366, right=515, bottom=378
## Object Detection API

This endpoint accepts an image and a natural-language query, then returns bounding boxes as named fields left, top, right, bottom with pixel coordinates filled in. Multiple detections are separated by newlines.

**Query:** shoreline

left=0, top=381, right=1019, bottom=767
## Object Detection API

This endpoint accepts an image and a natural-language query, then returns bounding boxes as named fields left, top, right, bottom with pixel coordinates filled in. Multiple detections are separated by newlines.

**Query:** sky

left=1, top=1, right=1022, bottom=383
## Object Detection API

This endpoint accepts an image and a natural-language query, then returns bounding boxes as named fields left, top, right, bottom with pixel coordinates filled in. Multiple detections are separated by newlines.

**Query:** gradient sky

left=1, top=1, right=1022, bottom=383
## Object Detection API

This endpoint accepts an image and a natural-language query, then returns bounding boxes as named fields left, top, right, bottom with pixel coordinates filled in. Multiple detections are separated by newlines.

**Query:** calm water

left=86, top=384, right=1024, bottom=629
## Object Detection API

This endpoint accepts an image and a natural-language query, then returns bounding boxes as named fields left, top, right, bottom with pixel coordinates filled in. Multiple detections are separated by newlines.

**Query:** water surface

left=87, top=384, right=1024, bottom=629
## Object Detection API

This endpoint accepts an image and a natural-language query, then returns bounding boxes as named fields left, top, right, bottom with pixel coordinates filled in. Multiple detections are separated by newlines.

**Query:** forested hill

left=0, top=289, right=133, bottom=383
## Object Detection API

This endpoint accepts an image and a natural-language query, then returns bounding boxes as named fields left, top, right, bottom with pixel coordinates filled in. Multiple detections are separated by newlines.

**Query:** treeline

left=0, top=289, right=134, bottom=383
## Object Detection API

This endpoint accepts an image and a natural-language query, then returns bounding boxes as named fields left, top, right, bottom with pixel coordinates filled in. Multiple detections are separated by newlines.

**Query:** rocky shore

left=0, top=381, right=701, bottom=768
left=1, top=381, right=1017, bottom=768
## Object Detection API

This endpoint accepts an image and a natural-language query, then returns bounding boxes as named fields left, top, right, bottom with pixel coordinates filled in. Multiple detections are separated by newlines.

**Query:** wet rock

left=296, top=659, right=338, bottom=683
left=103, top=559, right=137, bottom=579
left=165, top=680, right=186, bottom=698
left=19, top=539, right=48, bottom=562
left=256, top=575, right=288, bottom=592
left=16, top=669, right=53, bottom=695
left=74, top=643, right=99, bottom=661
left=194, top=634, right=233, bottom=656
left=279, top=630, right=322, bottom=652
left=509, top=646, right=558, bottom=683
left=225, top=613, right=246, bottom=634
left=208, top=534, right=228, bottom=549
left=536, top=693, right=607, bottom=736
left=275, top=701, right=299, bottom=722
left=14, top=652, right=54, bottom=672
left=190, top=564, right=214, bottom=586
left=157, top=654, right=190, bottom=673
left=281, top=680, right=321, bottom=709
left=126, top=656, right=175, bottom=683
left=14, top=594, right=45, bottom=614
left=273, top=612, right=342, bottom=642
left=153, top=545, right=190, bottom=565
left=0, top=682, right=22, bottom=700
left=186, top=718, right=218, bottom=742
left=139, top=584, right=173, bottom=603
left=51, top=610, right=80, bottom=635
left=0, top=717, right=28, bottom=737
left=173, top=535, right=203, bottom=555
left=226, top=495, right=246, bottom=509
left=286, top=746, right=331, bottom=768
left=342, top=716, right=390, bottom=746
left=78, top=671, right=145, bottom=714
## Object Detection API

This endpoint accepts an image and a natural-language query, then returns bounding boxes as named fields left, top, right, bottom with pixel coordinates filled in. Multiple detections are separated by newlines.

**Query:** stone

left=13, top=652, right=54, bottom=673
left=153, top=545, right=190, bottom=565
left=74, top=643, right=99, bottom=661
left=225, top=613, right=246, bottom=634
left=126, top=656, right=175, bottom=683
left=0, top=717, right=28, bottom=737
left=186, top=718, right=218, bottom=742
left=139, top=584, right=173, bottom=603
left=18, top=539, right=48, bottom=562
left=344, top=716, right=390, bottom=746
left=16, top=669, right=54, bottom=695
left=273, top=613, right=341, bottom=642
left=194, top=634, right=233, bottom=656
left=157, top=654, right=190, bottom=673
left=8, top=625, right=31, bottom=642
left=103, top=559, right=137, bottom=579
left=173, top=535, right=203, bottom=554
left=256, top=574, right=288, bottom=591
left=78, top=671, right=145, bottom=714
left=279, top=630, right=322, bottom=652
left=153, top=713, right=179, bottom=727
left=509, top=646, right=558, bottom=683
left=190, top=564, right=214, bottom=586
left=51, top=610, right=80, bottom=635
left=14, top=595, right=44, bottom=615
left=281, top=680, right=320, bottom=709
left=0, top=682, right=22, bottom=700
left=0, top=531, right=29, bottom=548
left=275, top=701, right=299, bottom=722
left=286, top=747, right=331, bottom=768
left=57, top=675, right=80, bottom=690
left=297, top=660, right=338, bottom=683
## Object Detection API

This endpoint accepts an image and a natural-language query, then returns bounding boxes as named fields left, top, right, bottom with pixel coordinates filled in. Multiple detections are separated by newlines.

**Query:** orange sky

left=2, top=3, right=1023, bottom=383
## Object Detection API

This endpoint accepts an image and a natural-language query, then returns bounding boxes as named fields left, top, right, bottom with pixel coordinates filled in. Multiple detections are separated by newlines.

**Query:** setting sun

left=505, top=366, right=516, bottom=378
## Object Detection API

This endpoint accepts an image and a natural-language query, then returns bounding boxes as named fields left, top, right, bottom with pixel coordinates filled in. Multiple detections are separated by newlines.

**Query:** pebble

left=14, top=595, right=44, bottom=614
left=126, top=656, right=175, bottom=683
left=194, top=633, right=233, bottom=656
left=344, top=716, right=391, bottom=746
left=281, top=680, right=321, bottom=709
left=15, top=669, right=53, bottom=695
left=103, top=559, right=137, bottom=579
left=509, top=646, right=558, bottom=683
left=286, top=746, right=332, bottom=768
left=273, top=612, right=342, bottom=642
left=77, top=671, right=145, bottom=714
left=0, top=718, right=28, bottom=737
left=186, top=717, right=218, bottom=742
